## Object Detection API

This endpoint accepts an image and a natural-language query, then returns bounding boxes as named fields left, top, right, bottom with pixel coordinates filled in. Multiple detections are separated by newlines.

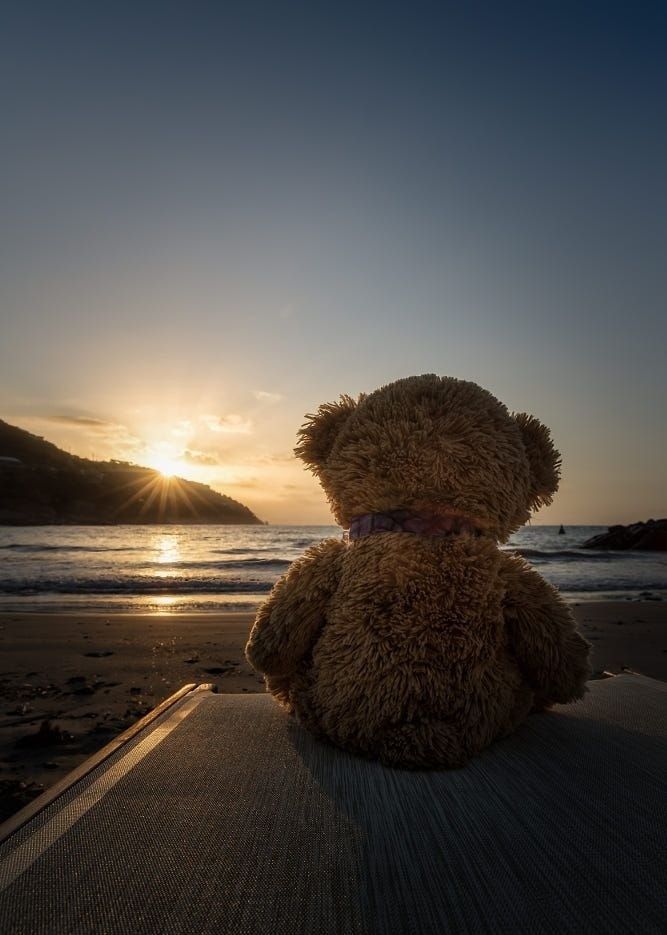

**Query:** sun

left=150, top=454, right=180, bottom=478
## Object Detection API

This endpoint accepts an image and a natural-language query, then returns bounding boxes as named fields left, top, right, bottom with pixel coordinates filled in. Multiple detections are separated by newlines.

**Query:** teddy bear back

left=295, top=374, right=561, bottom=542
left=309, top=531, right=510, bottom=753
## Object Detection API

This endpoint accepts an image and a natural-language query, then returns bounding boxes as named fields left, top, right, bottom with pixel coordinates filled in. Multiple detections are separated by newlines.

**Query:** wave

left=140, top=559, right=291, bottom=570
left=554, top=582, right=667, bottom=593
left=0, top=543, right=142, bottom=553
left=212, top=547, right=278, bottom=554
left=508, top=548, right=641, bottom=562
left=0, top=577, right=274, bottom=595
left=0, top=575, right=664, bottom=597
left=212, top=539, right=329, bottom=554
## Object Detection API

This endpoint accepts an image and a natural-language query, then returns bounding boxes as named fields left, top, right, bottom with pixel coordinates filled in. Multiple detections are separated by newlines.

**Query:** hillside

left=0, top=420, right=262, bottom=525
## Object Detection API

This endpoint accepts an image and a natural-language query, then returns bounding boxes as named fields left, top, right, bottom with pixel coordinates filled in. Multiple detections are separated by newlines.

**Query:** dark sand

left=1, top=603, right=665, bottom=821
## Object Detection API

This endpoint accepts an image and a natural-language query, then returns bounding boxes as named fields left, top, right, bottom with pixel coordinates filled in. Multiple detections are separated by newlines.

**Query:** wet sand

left=1, top=602, right=665, bottom=821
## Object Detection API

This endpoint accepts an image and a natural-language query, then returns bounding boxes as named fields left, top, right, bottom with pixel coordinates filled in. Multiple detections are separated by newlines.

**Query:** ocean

left=0, top=525, right=665, bottom=613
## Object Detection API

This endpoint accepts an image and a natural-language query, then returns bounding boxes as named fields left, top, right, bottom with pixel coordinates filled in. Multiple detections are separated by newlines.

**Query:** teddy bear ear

left=513, top=412, right=562, bottom=510
left=294, top=394, right=362, bottom=471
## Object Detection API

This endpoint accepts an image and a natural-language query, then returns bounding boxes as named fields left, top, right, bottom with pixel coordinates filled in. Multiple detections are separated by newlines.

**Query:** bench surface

left=0, top=673, right=665, bottom=934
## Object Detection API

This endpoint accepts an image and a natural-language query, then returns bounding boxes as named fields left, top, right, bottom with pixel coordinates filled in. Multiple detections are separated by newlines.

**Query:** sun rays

left=111, top=467, right=213, bottom=522
left=145, top=452, right=182, bottom=479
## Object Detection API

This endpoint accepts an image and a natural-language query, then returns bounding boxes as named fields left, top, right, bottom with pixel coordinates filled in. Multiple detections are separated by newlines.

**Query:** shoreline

left=1, top=602, right=665, bottom=822
left=0, top=590, right=664, bottom=617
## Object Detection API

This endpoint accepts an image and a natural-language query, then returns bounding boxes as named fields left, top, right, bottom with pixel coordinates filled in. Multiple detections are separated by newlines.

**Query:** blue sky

left=1, top=1, right=665, bottom=523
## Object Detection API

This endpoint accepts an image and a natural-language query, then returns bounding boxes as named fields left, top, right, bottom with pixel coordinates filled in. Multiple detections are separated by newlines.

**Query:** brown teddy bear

left=245, top=375, right=591, bottom=769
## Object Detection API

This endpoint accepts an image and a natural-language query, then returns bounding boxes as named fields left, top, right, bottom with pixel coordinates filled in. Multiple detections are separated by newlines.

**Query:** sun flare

left=150, top=455, right=180, bottom=478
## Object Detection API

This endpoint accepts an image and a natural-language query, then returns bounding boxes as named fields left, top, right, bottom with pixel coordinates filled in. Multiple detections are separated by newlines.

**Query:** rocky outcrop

left=581, top=519, right=667, bottom=551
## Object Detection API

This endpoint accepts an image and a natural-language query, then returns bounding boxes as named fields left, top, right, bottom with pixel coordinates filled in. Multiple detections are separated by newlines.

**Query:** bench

left=0, top=673, right=664, bottom=933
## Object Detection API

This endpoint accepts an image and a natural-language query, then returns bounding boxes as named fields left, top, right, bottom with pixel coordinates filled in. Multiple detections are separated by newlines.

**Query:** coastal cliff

left=0, top=420, right=262, bottom=525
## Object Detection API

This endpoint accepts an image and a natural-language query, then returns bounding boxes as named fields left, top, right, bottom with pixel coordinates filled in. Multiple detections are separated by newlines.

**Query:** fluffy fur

left=246, top=375, right=591, bottom=769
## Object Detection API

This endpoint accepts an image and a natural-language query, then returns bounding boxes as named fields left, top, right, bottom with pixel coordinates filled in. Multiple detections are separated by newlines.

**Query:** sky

left=1, top=1, right=665, bottom=525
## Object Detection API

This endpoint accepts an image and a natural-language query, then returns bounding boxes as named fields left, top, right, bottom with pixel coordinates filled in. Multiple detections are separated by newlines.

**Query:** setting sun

left=149, top=454, right=180, bottom=478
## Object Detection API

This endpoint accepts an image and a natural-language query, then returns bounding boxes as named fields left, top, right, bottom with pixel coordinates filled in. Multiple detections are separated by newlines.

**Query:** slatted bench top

left=0, top=673, right=665, bottom=934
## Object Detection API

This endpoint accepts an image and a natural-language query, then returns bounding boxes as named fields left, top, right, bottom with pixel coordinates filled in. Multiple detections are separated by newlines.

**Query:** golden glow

left=114, top=465, right=207, bottom=521
left=154, top=534, right=180, bottom=565
left=149, top=454, right=180, bottom=478
left=145, top=596, right=186, bottom=616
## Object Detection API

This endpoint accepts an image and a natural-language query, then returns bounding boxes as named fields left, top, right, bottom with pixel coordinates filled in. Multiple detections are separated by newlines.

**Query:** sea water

left=0, top=524, right=665, bottom=613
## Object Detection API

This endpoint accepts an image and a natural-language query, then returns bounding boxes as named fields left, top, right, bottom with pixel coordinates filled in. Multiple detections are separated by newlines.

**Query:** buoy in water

left=558, top=524, right=566, bottom=535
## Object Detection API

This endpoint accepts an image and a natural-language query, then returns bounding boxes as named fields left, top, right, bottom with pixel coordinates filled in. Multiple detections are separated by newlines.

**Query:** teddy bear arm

left=244, top=539, right=344, bottom=678
left=502, top=562, right=592, bottom=707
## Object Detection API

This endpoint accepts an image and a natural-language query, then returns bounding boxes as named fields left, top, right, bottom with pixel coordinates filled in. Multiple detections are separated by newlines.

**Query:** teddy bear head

left=295, top=374, right=561, bottom=541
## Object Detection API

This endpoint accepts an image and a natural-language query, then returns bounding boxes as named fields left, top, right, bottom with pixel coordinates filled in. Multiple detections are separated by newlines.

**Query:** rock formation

left=581, top=519, right=667, bottom=551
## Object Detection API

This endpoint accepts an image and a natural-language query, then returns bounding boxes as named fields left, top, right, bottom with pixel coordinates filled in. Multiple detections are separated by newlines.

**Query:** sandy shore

left=1, top=602, right=665, bottom=822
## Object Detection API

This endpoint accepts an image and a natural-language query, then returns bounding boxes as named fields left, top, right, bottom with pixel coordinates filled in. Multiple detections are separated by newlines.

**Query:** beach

left=1, top=602, right=665, bottom=822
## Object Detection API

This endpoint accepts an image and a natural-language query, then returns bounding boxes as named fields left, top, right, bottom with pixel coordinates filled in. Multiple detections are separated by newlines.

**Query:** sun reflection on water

left=152, top=596, right=178, bottom=608
left=154, top=535, right=181, bottom=565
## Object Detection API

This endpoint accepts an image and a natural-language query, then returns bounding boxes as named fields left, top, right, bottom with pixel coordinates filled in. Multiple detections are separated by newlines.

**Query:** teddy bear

left=245, top=375, right=591, bottom=769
